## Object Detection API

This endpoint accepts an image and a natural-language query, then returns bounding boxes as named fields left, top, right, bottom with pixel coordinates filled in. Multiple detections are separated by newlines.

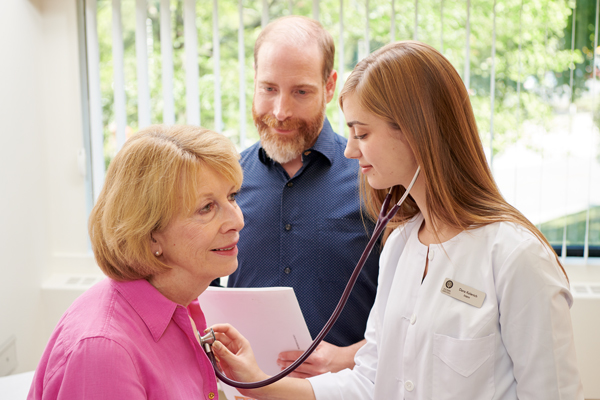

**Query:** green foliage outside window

left=96, top=0, right=592, bottom=160
left=94, top=0, right=600, bottom=250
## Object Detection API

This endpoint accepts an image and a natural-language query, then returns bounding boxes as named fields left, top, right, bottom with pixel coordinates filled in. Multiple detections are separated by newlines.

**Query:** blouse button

left=285, top=223, right=292, bottom=231
left=287, top=182, right=294, bottom=187
left=428, top=248, right=435, bottom=261
left=410, top=314, right=417, bottom=325
left=405, top=380, right=415, bottom=391
left=208, top=392, right=215, bottom=399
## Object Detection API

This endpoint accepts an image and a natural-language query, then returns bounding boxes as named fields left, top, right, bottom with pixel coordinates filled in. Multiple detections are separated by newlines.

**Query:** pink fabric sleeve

left=41, top=337, right=146, bottom=400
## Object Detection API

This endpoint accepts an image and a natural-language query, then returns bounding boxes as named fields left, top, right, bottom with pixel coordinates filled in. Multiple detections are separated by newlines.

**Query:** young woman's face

left=343, top=94, right=419, bottom=190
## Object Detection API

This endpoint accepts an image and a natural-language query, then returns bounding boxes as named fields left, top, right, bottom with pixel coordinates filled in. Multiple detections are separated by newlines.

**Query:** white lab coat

left=309, top=214, right=583, bottom=399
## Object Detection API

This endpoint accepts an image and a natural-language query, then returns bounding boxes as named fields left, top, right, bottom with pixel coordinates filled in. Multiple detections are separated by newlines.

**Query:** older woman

left=28, top=125, right=243, bottom=399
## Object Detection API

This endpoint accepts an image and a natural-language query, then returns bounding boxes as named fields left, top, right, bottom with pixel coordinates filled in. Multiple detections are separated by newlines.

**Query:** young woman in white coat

left=210, top=40, right=584, bottom=400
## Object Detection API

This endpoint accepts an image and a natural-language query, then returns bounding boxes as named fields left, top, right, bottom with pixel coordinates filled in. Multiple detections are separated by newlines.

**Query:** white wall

left=0, top=0, right=99, bottom=374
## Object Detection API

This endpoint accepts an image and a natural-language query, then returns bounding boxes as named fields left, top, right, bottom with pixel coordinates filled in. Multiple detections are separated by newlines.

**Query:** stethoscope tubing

left=207, top=167, right=421, bottom=389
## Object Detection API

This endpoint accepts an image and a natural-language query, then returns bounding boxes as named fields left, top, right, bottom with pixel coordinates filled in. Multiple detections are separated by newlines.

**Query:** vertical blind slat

left=85, top=0, right=105, bottom=200
left=160, top=0, right=175, bottom=125
left=489, top=0, right=497, bottom=168
left=111, top=0, right=127, bottom=149
left=338, top=0, right=345, bottom=136
left=562, top=1, right=577, bottom=262
left=213, top=0, right=223, bottom=133
left=440, top=0, right=444, bottom=53
left=513, top=0, right=523, bottom=205
left=584, top=0, right=600, bottom=261
left=391, top=0, right=395, bottom=43
left=262, top=0, right=268, bottom=29
left=135, top=0, right=151, bottom=128
left=464, top=0, right=470, bottom=90
left=365, top=0, right=369, bottom=55
left=536, top=3, right=549, bottom=229
left=414, top=0, right=418, bottom=41
left=238, top=0, right=246, bottom=147
left=184, top=0, right=200, bottom=126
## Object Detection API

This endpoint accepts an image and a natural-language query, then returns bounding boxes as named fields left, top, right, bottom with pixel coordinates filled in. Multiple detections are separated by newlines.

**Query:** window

left=81, top=0, right=600, bottom=261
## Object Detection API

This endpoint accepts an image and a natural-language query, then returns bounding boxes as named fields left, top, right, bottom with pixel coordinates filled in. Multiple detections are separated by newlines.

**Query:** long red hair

left=340, top=41, right=566, bottom=278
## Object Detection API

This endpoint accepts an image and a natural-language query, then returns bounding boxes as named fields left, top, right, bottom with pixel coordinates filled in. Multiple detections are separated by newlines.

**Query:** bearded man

left=226, top=15, right=379, bottom=377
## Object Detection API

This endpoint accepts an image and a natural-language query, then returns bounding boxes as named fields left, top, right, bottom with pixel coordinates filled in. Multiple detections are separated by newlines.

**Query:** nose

left=344, top=135, right=361, bottom=159
left=221, top=201, right=245, bottom=234
left=273, top=93, right=293, bottom=121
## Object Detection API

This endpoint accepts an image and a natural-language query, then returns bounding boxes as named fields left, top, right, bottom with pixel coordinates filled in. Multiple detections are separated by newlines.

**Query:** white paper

left=198, top=287, right=313, bottom=400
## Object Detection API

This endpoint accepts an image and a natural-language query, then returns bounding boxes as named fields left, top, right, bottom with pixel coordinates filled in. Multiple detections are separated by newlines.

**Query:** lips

left=212, top=246, right=235, bottom=251
left=273, top=128, right=296, bottom=135
left=359, top=164, right=373, bottom=173
left=211, top=241, right=238, bottom=252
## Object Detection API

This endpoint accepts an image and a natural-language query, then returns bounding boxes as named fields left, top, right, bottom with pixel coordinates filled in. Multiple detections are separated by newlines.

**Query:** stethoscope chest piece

left=199, top=328, right=216, bottom=353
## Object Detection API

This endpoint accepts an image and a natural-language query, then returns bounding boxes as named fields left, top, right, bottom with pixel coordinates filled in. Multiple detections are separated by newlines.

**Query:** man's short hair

left=254, top=15, right=335, bottom=83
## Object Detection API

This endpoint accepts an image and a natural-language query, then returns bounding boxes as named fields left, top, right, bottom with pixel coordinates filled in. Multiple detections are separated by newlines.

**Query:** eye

left=298, top=90, right=307, bottom=95
left=198, top=202, right=214, bottom=214
left=228, top=191, right=239, bottom=202
left=353, top=133, right=368, bottom=140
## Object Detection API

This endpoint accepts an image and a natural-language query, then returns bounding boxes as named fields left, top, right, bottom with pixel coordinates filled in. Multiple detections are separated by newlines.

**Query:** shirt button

left=208, top=392, right=215, bottom=399
left=284, top=267, right=291, bottom=274
left=428, top=248, right=435, bottom=261
left=410, top=314, right=417, bottom=325
left=285, top=224, right=292, bottom=231
left=286, top=182, right=294, bottom=187
left=405, top=380, right=415, bottom=391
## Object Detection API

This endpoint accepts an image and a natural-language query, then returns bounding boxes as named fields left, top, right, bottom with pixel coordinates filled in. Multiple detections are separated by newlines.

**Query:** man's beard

left=252, top=100, right=326, bottom=164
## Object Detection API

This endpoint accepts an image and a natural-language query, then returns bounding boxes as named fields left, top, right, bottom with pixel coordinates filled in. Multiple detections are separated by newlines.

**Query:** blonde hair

left=88, top=125, right=243, bottom=281
left=340, top=41, right=566, bottom=277
left=254, top=15, right=335, bottom=83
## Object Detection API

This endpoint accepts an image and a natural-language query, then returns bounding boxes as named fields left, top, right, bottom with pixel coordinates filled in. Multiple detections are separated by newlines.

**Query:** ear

left=150, top=232, right=163, bottom=257
left=325, top=70, right=338, bottom=104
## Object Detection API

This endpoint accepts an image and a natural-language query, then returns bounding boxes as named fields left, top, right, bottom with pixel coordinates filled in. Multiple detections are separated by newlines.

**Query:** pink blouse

left=28, top=278, right=219, bottom=399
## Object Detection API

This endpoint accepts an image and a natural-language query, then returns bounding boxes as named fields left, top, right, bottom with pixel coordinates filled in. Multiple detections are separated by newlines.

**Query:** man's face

left=252, top=40, right=335, bottom=164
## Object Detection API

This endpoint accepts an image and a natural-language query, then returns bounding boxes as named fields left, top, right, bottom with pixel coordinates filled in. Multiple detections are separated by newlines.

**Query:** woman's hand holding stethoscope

left=201, top=167, right=421, bottom=389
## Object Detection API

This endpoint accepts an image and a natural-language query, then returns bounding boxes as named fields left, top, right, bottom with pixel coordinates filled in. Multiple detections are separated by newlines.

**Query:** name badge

left=441, top=278, right=486, bottom=308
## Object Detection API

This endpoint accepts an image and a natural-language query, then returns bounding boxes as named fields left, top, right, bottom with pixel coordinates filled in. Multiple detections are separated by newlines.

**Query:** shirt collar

left=110, top=279, right=179, bottom=342
left=258, top=118, right=337, bottom=166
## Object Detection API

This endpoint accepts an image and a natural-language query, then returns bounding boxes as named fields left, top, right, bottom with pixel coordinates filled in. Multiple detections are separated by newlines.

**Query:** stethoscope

left=199, top=166, right=421, bottom=389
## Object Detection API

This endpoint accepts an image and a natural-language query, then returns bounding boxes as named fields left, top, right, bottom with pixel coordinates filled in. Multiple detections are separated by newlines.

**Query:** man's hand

left=276, top=339, right=366, bottom=378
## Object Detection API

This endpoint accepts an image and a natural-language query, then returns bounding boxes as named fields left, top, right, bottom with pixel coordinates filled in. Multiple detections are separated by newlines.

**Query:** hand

left=212, top=324, right=319, bottom=400
left=210, top=324, right=269, bottom=385
left=277, top=340, right=364, bottom=378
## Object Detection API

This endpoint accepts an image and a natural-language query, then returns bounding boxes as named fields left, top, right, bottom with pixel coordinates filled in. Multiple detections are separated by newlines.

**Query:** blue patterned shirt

left=228, top=119, right=380, bottom=347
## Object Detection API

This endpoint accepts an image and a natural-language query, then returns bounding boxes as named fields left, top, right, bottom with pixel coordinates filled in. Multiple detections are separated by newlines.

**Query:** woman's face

left=343, top=94, right=418, bottom=190
left=152, top=168, right=244, bottom=286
